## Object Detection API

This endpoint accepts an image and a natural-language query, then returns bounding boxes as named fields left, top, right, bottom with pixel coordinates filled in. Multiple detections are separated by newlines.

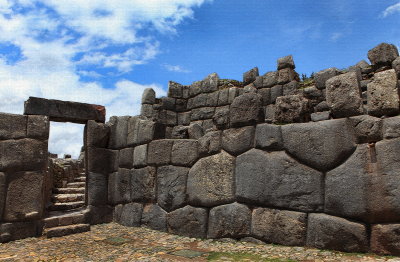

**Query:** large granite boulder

left=108, top=168, right=131, bottom=205
left=347, top=115, right=382, bottom=143
left=147, top=140, right=174, bottom=166
left=255, top=124, right=283, bottom=150
left=326, top=72, right=363, bottom=118
left=235, top=149, right=323, bottom=212
left=27, top=115, right=49, bottom=139
left=157, top=166, right=188, bottom=212
left=0, top=113, right=27, bottom=140
left=108, top=116, right=129, bottom=149
left=230, top=92, right=263, bottom=127
left=306, top=213, right=368, bottom=253
left=277, top=55, right=295, bottom=70
left=371, top=224, right=400, bottom=256
left=87, top=147, right=118, bottom=174
left=281, top=119, right=356, bottom=172
left=314, top=68, right=341, bottom=90
left=130, top=167, right=156, bottom=202
left=87, top=172, right=108, bottom=206
left=367, top=69, right=399, bottom=117
left=118, top=148, right=134, bottom=169
left=171, top=140, right=198, bottom=167
left=167, top=205, right=208, bottom=238
left=87, top=120, right=110, bottom=148
left=141, top=204, right=167, bottom=232
left=243, top=67, right=259, bottom=85
left=208, top=202, right=251, bottom=239
left=367, top=43, right=399, bottom=66
left=187, top=151, right=235, bottom=207
left=142, top=88, right=156, bottom=104
left=251, top=208, right=307, bottom=246
left=114, top=203, right=143, bottom=227
left=198, top=131, right=221, bottom=156
left=221, top=126, right=254, bottom=155
left=3, top=171, right=44, bottom=221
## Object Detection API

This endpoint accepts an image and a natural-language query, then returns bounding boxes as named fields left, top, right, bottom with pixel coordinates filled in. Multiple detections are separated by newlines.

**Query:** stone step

left=74, top=176, right=86, bottom=182
left=66, top=182, right=85, bottom=188
left=51, top=193, right=84, bottom=203
left=53, top=187, right=85, bottom=194
left=45, top=224, right=90, bottom=238
left=49, top=201, right=85, bottom=211
left=43, top=209, right=88, bottom=229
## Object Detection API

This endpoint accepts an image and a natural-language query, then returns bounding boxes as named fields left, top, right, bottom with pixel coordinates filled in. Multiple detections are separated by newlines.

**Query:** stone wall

left=0, top=113, right=50, bottom=242
left=48, top=156, right=84, bottom=188
left=93, top=42, right=400, bottom=256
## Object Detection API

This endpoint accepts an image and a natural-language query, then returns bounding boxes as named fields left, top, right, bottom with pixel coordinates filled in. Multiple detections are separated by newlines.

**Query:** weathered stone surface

left=140, top=104, right=154, bottom=119
left=218, top=89, right=229, bottom=106
left=243, top=67, right=259, bottom=85
left=159, top=97, right=176, bottom=111
left=311, top=111, right=330, bottom=122
left=275, top=95, right=311, bottom=123
left=213, top=106, right=230, bottom=129
left=0, top=173, right=5, bottom=221
left=393, top=57, right=400, bottom=77
left=277, top=68, right=296, bottom=85
left=371, top=224, right=400, bottom=256
left=108, top=116, right=129, bottom=149
left=108, top=168, right=131, bottom=204
left=157, top=110, right=177, bottom=126
left=255, top=124, right=282, bottom=150
left=314, top=101, right=329, bottom=112
left=127, top=117, right=156, bottom=146
left=168, top=81, right=183, bottom=98
left=87, top=205, right=113, bottom=224
left=347, top=115, right=382, bottom=143
left=367, top=69, right=399, bottom=117
left=187, top=151, right=235, bottom=207
left=188, top=123, right=204, bottom=139
left=281, top=119, right=356, bottom=172
left=87, top=120, right=110, bottom=148
left=0, top=113, right=27, bottom=140
left=357, top=60, right=373, bottom=74
left=4, top=171, right=44, bottom=221
left=306, top=213, right=368, bottom=253
left=230, top=92, right=263, bottom=127
left=0, top=139, right=47, bottom=172
left=264, top=105, right=276, bottom=123
left=201, top=73, right=219, bottom=93
left=198, top=131, right=221, bottom=156
left=270, top=85, right=283, bottom=103
left=251, top=208, right=307, bottom=246
left=368, top=43, right=399, bottom=66
left=142, top=88, right=156, bottom=104
left=87, top=172, right=108, bottom=206
left=171, top=126, right=188, bottom=139
left=282, top=81, right=300, bottom=96
left=177, top=112, right=191, bottom=126
left=382, top=116, right=400, bottom=139
left=190, top=107, right=215, bottom=121
left=131, top=167, right=156, bottom=202
left=118, top=148, right=134, bottom=168
left=141, top=204, right=167, bottom=232
left=0, top=221, right=39, bottom=242
left=257, top=88, right=271, bottom=105
left=171, top=140, right=198, bottom=167
left=314, top=67, right=341, bottom=90
left=24, top=96, right=105, bottom=124
left=27, top=115, right=49, bottom=139
left=208, top=202, right=251, bottom=239
left=167, top=205, right=208, bottom=238
left=87, top=147, right=118, bottom=174
left=277, top=55, right=295, bottom=70
left=189, top=93, right=219, bottom=109
left=133, top=144, right=147, bottom=168
left=147, top=140, right=174, bottom=166
left=115, top=203, right=143, bottom=227
left=221, top=126, right=254, bottom=155
left=157, top=165, right=188, bottom=212
left=236, top=149, right=323, bottom=212
left=326, top=72, right=363, bottom=118
left=263, top=72, right=278, bottom=88
left=302, top=86, right=324, bottom=106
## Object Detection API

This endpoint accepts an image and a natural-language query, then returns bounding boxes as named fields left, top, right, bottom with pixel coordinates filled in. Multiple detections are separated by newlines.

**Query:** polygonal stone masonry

left=157, top=165, right=188, bottom=212
left=141, top=204, right=167, bottom=232
left=131, top=167, right=156, bottom=202
left=167, top=205, right=208, bottom=239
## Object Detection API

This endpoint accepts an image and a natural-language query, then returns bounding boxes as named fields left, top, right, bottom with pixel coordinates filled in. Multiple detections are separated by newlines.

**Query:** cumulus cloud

left=330, top=32, right=344, bottom=42
left=162, top=63, right=191, bottom=73
left=0, top=0, right=208, bottom=157
left=382, top=2, right=400, bottom=17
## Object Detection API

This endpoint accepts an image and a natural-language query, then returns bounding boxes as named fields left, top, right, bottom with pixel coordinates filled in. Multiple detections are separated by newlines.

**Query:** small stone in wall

left=142, top=88, right=156, bottom=104
left=131, top=167, right=156, bottom=202
left=188, top=123, right=204, bottom=139
left=213, top=106, right=230, bottom=129
left=270, top=85, right=283, bottom=103
left=222, top=126, right=255, bottom=155
left=171, top=140, right=199, bottom=167
left=275, top=95, right=311, bottom=123
left=133, top=144, right=147, bottom=168
left=367, top=69, right=399, bottom=117
left=118, top=148, right=134, bottom=168
left=171, top=126, right=189, bottom=139
left=198, top=131, right=221, bottom=156
left=311, top=111, right=330, bottom=122
left=207, top=202, right=251, bottom=239
left=277, top=55, right=295, bottom=70
left=382, top=116, right=400, bottom=139
left=167, top=205, right=208, bottom=238
left=115, top=203, right=143, bottom=227
left=27, top=115, right=49, bottom=140
left=325, top=71, right=363, bottom=118
left=168, top=81, right=183, bottom=98
left=157, top=165, right=188, bottom=212
left=147, top=140, right=174, bottom=166
left=0, top=113, right=27, bottom=140
left=87, top=120, right=110, bottom=148
left=277, top=68, right=296, bottom=85
left=306, top=213, right=368, bottom=253
left=243, top=67, right=259, bottom=85
left=141, top=204, right=167, bottom=232
left=230, top=92, right=263, bottom=127
left=255, top=123, right=282, bottom=150
left=108, top=168, right=131, bottom=205
left=314, top=67, right=341, bottom=90
left=108, top=116, right=129, bottom=149
left=347, top=115, right=382, bottom=143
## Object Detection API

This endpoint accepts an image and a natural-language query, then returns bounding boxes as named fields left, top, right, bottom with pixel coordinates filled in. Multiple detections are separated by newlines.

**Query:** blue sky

left=0, top=0, right=398, bottom=157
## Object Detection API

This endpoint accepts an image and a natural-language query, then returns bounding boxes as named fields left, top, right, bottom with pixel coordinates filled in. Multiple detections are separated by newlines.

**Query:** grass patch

left=207, top=252, right=296, bottom=261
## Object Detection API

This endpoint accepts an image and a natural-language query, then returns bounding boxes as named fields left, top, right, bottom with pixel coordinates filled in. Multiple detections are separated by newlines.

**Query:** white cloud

left=162, top=63, right=191, bottom=73
left=382, top=2, right=400, bottom=17
left=330, top=32, right=343, bottom=42
left=0, top=0, right=207, bottom=157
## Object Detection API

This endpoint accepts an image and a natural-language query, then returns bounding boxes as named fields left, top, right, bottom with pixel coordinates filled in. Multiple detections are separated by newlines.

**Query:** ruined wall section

left=98, top=42, right=400, bottom=256
left=0, top=113, right=50, bottom=242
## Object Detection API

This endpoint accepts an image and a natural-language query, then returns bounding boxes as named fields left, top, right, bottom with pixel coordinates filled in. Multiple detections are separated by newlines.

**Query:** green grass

left=207, top=252, right=297, bottom=261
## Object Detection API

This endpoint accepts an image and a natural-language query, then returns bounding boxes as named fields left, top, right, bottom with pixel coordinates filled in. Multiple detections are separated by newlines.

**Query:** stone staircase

left=43, top=173, right=90, bottom=238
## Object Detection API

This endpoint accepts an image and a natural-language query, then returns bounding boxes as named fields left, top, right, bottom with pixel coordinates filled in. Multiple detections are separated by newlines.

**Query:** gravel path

left=0, top=223, right=399, bottom=262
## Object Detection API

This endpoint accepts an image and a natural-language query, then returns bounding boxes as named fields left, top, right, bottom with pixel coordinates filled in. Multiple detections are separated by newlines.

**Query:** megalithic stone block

left=24, top=96, right=105, bottom=124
